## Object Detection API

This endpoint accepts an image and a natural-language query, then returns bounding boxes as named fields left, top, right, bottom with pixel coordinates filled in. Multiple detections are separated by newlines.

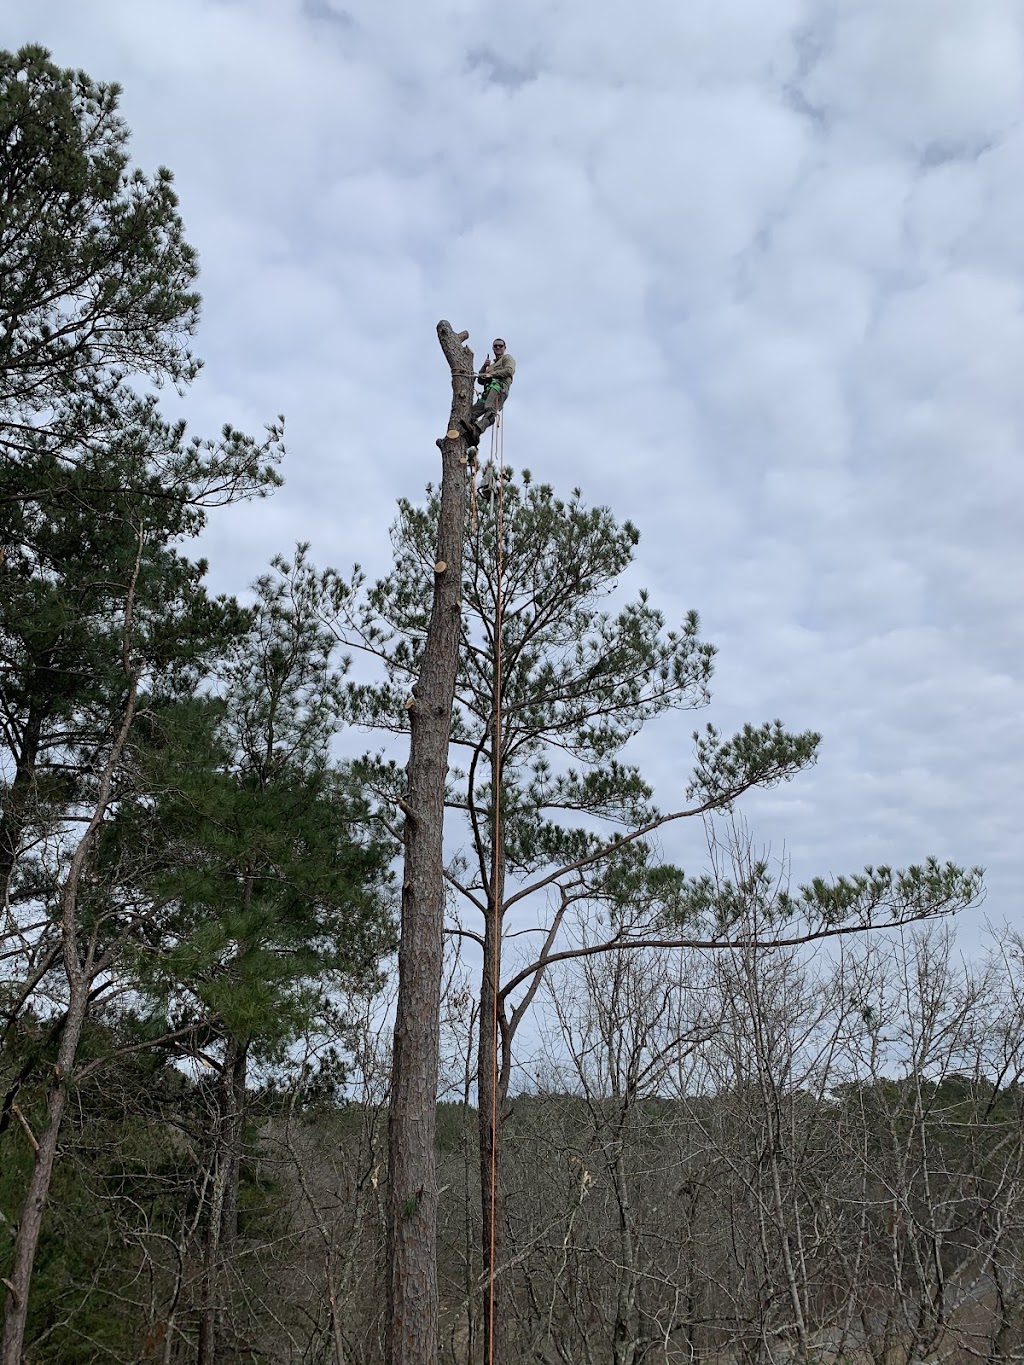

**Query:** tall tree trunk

left=220, top=1039, right=248, bottom=1245
left=610, top=1132, right=640, bottom=1365
left=0, top=976, right=90, bottom=1365
left=1, top=668, right=137, bottom=1365
left=197, top=1035, right=246, bottom=1365
left=477, top=884, right=509, bottom=1365
left=197, top=1138, right=229, bottom=1365
left=0, top=698, right=42, bottom=906
left=385, top=320, right=472, bottom=1365
left=476, top=438, right=512, bottom=1365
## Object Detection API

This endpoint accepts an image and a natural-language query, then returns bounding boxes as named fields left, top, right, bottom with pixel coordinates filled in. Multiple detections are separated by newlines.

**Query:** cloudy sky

left=6, top=0, right=1023, bottom=955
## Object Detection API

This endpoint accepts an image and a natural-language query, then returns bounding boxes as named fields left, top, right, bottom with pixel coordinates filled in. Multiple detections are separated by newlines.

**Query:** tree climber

left=465, top=338, right=515, bottom=446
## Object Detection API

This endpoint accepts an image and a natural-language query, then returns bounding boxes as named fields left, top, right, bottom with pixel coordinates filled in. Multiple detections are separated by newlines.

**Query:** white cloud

left=805, top=0, right=1024, bottom=154
left=3, top=0, right=1023, bottom=962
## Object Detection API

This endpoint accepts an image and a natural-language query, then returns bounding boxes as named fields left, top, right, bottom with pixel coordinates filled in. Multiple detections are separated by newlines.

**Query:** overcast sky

left=5, top=0, right=1023, bottom=959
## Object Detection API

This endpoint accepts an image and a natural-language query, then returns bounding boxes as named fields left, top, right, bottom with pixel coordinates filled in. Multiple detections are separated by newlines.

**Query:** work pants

left=472, top=386, right=506, bottom=431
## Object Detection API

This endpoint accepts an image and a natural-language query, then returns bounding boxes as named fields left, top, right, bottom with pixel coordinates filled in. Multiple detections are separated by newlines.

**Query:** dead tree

left=386, top=321, right=474, bottom=1365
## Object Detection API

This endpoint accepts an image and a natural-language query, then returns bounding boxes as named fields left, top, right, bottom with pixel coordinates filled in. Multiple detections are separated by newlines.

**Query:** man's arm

left=485, top=354, right=515, bottom=383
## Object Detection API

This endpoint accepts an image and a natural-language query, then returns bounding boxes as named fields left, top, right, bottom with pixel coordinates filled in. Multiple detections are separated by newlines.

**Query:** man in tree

left=467, top=337, right=515, bottom=443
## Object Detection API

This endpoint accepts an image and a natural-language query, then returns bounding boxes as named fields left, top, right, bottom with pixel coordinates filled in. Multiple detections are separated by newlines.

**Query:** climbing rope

left=486, top=403, right=505, bottom=1365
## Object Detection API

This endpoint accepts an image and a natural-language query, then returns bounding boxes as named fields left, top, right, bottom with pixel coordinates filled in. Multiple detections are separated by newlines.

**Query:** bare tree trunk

left=386, top=320, right=473, bottom=1365
left=197, top=1034, right=247, bottom=1365
left=0, top=975, right=90, bottom=1365
left=610, top=1151, right=640, bottom=1365
left=1, top=666, right=139, bottom=1365
left=0, top=700, right=41, bottom=909
left=477, top=882, right=509, bottom=1365
left=220, top=1040, right=248, bottom=1245
left=197, top=1123, right=230, bottom=1365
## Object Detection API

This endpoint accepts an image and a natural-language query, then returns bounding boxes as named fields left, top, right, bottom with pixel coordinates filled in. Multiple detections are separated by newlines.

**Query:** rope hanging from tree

left=486, top=404, right=505, bottom=1365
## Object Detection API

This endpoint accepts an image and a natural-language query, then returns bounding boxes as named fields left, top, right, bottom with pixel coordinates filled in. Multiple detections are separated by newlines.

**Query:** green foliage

left=658, top=854, right=984, bottom=938
left=0, top=45, right=393, bottom=1361
left=0, top=40, right=284, bottom=920
left=125, top=549, right=395, bottom=1060
left=327, top=476, right=822, bottom=920
left=0, top=44, right=200, bottom=457
left=0, top=410, right=282, bottom=919
left=323, top=474, right=980, bottom=942
left=0, top=1014, right=286, bottom=1362
left=688, top=720, right=821, bottom=806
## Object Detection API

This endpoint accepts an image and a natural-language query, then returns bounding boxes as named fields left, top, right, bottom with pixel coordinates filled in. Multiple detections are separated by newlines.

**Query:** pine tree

left=327, top=470, right=981, bottom=1364
left=0, top=46, right=283, bottom=1361
left=0, top=44, right=200, bottom=461
left=125, top=550, right=395, bottom=1361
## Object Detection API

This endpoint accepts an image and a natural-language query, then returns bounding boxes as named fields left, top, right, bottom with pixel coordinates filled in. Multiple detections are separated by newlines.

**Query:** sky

left=4, top=0, right=1023, bottom=961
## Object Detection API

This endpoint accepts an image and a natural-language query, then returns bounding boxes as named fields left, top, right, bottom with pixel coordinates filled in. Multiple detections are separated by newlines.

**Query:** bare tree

left=836, top=927, right=1024, bottom=1365
left=543, top=941, right=722, bottom=1365
left=385, top=321, right=474, bottom=1365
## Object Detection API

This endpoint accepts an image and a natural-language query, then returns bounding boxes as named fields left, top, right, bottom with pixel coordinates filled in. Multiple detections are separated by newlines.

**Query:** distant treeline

left=4, top=929, right=1023, bottom=1363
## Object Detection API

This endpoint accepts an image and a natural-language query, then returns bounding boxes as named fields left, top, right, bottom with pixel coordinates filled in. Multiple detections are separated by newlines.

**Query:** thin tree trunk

left=197, top=1130, right=230, bottom=1365
left=0, top=699, right=42, bottom=907
left=220, top=1040, right=248, bottom=1245
left=197, top=1034, right=246, bottom=1365
left=1, top=664, right=139, bottom=1365
left=0, top=976, right=89, bottom=1365
left=610, top=1133, right=640, bottom=1365
left=460, top=999, right=480, bottom=1365
left=477, top=888, right=509, bottom=1365
left=385, top=320, right=472, bottom=1365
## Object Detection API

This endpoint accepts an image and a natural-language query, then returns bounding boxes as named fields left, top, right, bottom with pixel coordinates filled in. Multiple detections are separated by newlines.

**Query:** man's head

left=492, top=338, right=506, bottom=355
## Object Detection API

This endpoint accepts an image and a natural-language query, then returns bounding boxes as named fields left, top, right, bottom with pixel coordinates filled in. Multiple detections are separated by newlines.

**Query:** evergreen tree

left=326, top=470, right=981, bottom=1363
left=0, top=44, right=200, bottom=461
left=123, top=549, right=394, bottom=1363
left=0, top=45, right=283, bottom=1362
left=0, top=420, right=278, bottom=1363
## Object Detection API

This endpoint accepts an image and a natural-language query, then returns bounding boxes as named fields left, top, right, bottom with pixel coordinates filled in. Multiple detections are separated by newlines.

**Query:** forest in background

left=4, top=928, right=1023, bottom=1363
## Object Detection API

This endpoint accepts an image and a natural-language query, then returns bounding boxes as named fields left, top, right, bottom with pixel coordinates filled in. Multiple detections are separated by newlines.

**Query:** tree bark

left=0, top=698, right=42, bottom=908
left=477, top=876, right=509, bottom=1365
left=610, top=1128, right=641, bottom=1365
left=1, top=672, right=138, bottom=1365
left=197, top=1034, right=247, bottom=1365
left=220, top=1039, right=248, bottom=1246
left=385, top=321, right=472, bottom=1365
left=0, top=975, right=89, bottom=1365
left=197, top=1133, right=229, bottom=1365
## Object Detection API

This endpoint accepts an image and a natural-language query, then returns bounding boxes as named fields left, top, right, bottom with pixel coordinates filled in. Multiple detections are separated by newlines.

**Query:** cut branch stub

left=436, top=320, right=475, bottom=440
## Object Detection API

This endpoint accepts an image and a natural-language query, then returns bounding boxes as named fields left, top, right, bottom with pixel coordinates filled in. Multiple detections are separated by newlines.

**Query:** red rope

left=486, top=406, right=504, bottom=1365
